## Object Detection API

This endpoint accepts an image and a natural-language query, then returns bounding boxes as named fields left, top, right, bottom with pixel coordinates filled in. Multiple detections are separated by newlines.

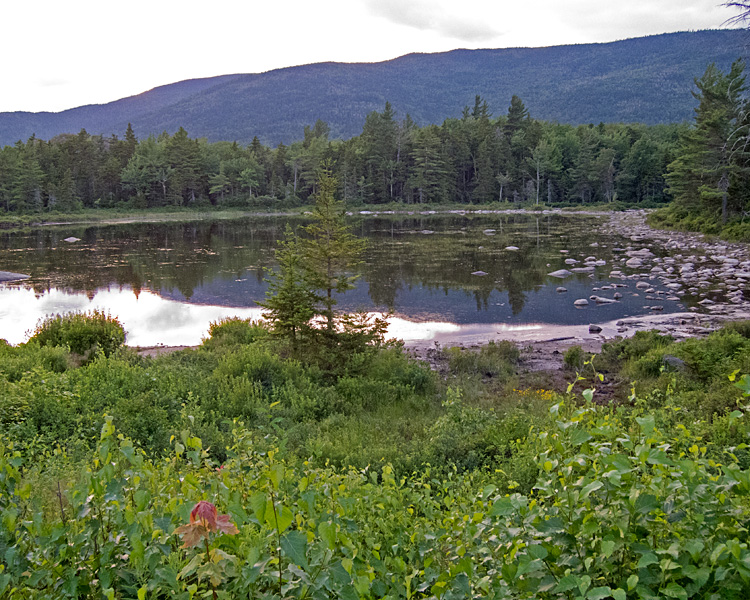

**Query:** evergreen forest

left=0, top=98, right=682, bottom=213
left=2, top=60, right=749, bottom=236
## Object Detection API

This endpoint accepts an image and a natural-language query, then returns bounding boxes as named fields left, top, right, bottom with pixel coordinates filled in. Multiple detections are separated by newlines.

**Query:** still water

left=0, top=213, right=691, bottom=346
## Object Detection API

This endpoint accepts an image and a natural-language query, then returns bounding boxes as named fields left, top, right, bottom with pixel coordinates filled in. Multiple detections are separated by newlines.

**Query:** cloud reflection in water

left=0, top=286, right=557, bottom=348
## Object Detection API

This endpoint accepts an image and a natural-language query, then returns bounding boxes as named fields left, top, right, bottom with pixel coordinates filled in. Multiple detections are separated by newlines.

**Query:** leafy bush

left=722, top=320, right=750, bottom=339
left=600, top=330, right=674, bottom=367
left=203, top=317, right=268, bottom=348
left=4, top=387, right=750, bottom=600
left=28, top=310, right=125, bottom=360
left=0, top=340, right=69, bottom=382
left=563, top=344, right=586, bottom=370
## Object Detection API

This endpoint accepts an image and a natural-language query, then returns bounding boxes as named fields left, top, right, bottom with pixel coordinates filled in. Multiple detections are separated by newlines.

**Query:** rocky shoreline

left=137, top=210, right=750, bottom=372
left=408, top=210, right=750, bottom=373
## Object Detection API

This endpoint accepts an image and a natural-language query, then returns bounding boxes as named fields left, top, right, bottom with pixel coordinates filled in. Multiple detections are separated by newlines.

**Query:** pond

left=0, top=212, right=700, bottom=346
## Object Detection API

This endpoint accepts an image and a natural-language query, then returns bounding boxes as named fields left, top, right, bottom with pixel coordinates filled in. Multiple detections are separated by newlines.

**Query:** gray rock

left=0, top=271, right=30, bottom=282
left=571, top=267, right=596, bottom=273
left=589, top=324, right=603, bottom=333
left=556, top=287, right=567, bottom=293
left=574, top=299, right=589, bottom=307
left=549, top=269, right=573, bottom=278
left=64, top=237, right=81, bottom=243
left=505, top=246, right=519, bottom=251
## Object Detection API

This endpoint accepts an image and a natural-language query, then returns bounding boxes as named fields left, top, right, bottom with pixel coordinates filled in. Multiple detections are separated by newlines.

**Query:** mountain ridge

left=0, top=29, right=745, bottom=146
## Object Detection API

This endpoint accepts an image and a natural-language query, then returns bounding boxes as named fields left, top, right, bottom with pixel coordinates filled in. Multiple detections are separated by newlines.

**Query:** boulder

left=0, top=271, right=30, bottom=282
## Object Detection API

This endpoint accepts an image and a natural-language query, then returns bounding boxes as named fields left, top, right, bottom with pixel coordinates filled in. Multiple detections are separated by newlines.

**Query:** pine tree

left=259, top=225, right=318, bottom=348
left=301, top=167, right=365, bottom=333
left=666, top=61, right=748, bottom=222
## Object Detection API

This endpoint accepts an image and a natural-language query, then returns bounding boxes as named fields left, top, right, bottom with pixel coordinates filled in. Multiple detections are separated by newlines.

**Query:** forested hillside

left=0, top=30, right=743, bottom=146
left=0, top=97, right=682, bottom=212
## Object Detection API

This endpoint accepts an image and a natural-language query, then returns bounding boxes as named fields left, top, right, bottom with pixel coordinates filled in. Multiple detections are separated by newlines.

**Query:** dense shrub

left=0, top=339, right=69, bottom=382
left=563, top=344, right=586, bottom=370
left=28, top=310, right=125, bottom=360
left=446, top=340, right=520, bottom=378
left=600, top=330, right=674, bottom=367
left=202, top=317, right=268, bottom=348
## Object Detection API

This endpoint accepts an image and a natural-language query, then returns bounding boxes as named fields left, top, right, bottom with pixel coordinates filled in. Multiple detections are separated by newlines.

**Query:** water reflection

left=0, top=286, right=264, bottom=346
left=0, top=213, right=692, bottom=346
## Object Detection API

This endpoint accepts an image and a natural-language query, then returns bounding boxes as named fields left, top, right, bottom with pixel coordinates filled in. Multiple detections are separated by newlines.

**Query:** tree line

left=0, top=61, right=747, bottom=216
left=0, top=98, right=682, bottom=213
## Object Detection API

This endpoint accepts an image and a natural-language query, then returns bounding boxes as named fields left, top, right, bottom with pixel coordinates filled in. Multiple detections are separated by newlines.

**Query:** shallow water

left=0, top=213, right=694, bottom=345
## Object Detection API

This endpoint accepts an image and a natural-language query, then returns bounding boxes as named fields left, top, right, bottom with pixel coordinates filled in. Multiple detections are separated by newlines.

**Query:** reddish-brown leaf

left=190, top=501, right=218, bottom=529
left=174, top=522, right=209, bottom=548
left=216, top=513, right=239, bottom=535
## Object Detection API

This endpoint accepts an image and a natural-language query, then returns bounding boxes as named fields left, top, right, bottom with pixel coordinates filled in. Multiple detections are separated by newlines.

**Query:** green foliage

left=601, top=329, right=675, bottom=368
left=258, top=225, right=317, bottom=346
left=563, top=344, right=587, bottom=370
left=301, top=167, right=366, bottom=330
left=28, top=310, right=125, bottom=361
left=665, top=60, right=750, bottom=226
left=2, top=380, right=750, bottom=599
left=445, top=340, right=520, bottom=379
left=0, top=339, right=70, bottom=382
left=202, top=317, right=268, bottom=349
left=8, top=317, right=750, bottom=598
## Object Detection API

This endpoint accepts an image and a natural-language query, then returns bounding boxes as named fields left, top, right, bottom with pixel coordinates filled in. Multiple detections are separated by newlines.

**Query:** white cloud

left=363, top=0, right=503, bottom=41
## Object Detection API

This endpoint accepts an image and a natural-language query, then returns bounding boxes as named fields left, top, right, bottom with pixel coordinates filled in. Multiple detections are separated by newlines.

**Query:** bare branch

left=724, top=1, right=750, bottom=27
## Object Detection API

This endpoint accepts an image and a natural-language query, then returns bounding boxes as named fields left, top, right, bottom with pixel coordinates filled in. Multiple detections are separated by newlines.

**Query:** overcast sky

left=2, top=0, right=740, bottom=113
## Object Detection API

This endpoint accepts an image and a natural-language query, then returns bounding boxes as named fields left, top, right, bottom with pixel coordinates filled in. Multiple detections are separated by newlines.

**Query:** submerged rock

left=548, top=269, right=573, bottom=278
left=471, top=270, right=489, bottom=276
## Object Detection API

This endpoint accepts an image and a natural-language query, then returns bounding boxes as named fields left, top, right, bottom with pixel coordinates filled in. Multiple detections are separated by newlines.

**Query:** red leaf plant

left=174, top=500, right=239, bottom=548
